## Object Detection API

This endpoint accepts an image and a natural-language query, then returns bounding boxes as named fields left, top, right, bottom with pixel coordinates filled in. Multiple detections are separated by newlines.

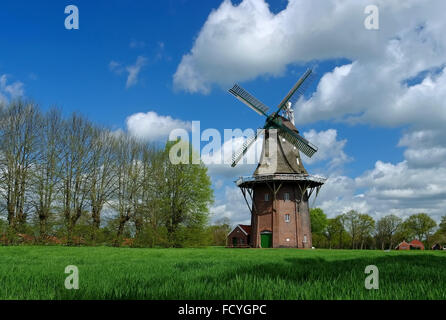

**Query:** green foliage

left=403, top=213, right=437, bottom=245
left=310, top=208, right=327, bottom=234
left=376, top=215, right=403, bottom=250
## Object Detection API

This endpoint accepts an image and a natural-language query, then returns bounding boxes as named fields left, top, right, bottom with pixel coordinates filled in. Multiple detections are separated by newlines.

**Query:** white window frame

left=285, top=214, right=290, bottom=223
left=284, top=192, right=290, bottom=201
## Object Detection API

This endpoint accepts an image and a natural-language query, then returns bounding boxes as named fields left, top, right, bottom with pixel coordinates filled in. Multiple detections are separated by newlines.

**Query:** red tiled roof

left=396, top=241, right=410, bottom=248
left=239, top=224, right=251, bottom=235
left=409, top=239, right=424, bottom=247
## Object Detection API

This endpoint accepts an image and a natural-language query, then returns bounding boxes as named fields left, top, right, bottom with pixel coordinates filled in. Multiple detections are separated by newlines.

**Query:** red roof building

left=227, top=224, right=251, bottom=248
left=409, top=239, right=425, bottom=250
left=395, top=239, right=425, bottom=250
left=396, top=241, right=411, bottom=250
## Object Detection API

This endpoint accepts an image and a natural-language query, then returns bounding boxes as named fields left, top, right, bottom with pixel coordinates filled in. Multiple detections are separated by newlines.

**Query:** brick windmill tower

left=228, top=70, right=326, bottom=248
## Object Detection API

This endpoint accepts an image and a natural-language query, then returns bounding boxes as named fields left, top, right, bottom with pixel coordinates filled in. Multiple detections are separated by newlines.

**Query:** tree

left=404, top=213, right=437, bottom=245
left=208, top=218, right=231, bottom=246
left=310, top=208, right=328, bottom=234
left=88, top=128, right=116, bottom=242
left=60, top=114, right=94, bottom=244
left=113, top=134, right=143, bottom=245
left=161, top=140, right=213, bottom=246
left=0, top=100, right=41, bottom=232
left=310, top=208, right=327, bottom=248
left=31, top=109, right=63, bottom=239
left=343, top=210, right=361, bottom=249
left=375, top=215, right=402, bottom=250
left=326, top=216, right=346, bottom=249
left=431, top=216, right=446, bottom=245
left=357, top=214, right=375, bottom=249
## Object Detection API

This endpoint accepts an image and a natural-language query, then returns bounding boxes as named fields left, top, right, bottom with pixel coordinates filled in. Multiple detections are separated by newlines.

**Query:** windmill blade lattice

left=277, top=128, right=318, bottom=158
left=287, top=72, right=315, bottom=106
left=229, top=84, right=270, bottom=116
left=275, top=69, right=313, bottom=115
left=231, top=129, right=265, bottom=167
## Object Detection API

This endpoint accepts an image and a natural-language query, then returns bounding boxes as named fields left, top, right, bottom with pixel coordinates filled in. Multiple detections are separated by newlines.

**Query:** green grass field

left=0, top=246, right=445, bottom=300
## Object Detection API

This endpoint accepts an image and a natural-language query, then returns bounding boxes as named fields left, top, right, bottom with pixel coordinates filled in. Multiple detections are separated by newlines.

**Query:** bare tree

left=31, top=108, right=64, bottom=238
left=113, top=135, right=142, bottom=245
left=0, top=101, right=41, bottom=232
left=88, top=128, right=116, bottom=242
left=60, top=113, right=94, bottom=244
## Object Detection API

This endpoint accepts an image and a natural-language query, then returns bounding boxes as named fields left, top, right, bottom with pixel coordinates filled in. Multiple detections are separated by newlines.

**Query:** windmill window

left=285, top=214, right=290, bottom=223
left=296, top=157, right=300, bottom=165
left=303, top=235, right=308, bottom=243
left=284, top=192, right=290, bottom=201
left=264, top=193, right=269, bottom=201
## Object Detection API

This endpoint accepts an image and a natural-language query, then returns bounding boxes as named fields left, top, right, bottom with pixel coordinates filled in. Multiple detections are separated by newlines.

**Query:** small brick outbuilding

left=409, top=239, right=424, bottom=250
left=227, top=224, right=251, bottom=248
left=395, top=239, right=425, bottom=250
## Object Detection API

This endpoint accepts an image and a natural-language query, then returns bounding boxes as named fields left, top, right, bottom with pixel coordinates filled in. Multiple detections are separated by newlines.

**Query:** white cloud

left=202, top=133, right=263, bottom=178
left=210, top=186, right=251, bottom=226
left=109, top=56, right=147, bottom=88
left=175, top=0, right=446, bottom=223
left=174, top=0, right=446, bottom=94
left=126, top=111, right=191, bottom=141
left=302, top=129, right=351, bottom=170
left=126, top=56, right=147, bottom=88
left=0, top=75, right=24, bottom=104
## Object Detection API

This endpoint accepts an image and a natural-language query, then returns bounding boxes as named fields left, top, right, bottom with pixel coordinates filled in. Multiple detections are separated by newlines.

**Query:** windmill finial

left=285, top=101, right=295, bottom=125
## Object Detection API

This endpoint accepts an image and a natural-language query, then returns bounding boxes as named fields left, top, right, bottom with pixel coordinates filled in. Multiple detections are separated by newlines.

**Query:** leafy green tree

left=161, top=140, right=214, bottom=246
left=431, top=216, right=446, bottom=246
left=376, top=215, right=402, bottom=250
left=208, top=218, right=231, bottom=246
left=310, top=208, right=328, bottom=234
left=404, top=213, right=436, bottom=246
left=310, top=208, right=327, bottom=248
left=357, top=214, right=375, bottom=249
left=326, top=216, right=347, bottom=249
left=343, top=210, right=361, bottom=249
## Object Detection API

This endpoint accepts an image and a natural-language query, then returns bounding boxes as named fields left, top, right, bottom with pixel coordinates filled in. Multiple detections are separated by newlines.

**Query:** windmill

left=229, top=69, right=317, bottom=169
left=226, top=69, right=326, bottom=249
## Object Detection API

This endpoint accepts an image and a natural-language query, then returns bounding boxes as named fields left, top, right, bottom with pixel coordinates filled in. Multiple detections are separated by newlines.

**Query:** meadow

left=0, top=246, right=445, bottom=300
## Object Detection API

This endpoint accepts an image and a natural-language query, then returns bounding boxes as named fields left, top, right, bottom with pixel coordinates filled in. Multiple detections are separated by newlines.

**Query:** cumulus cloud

left=126, top=111, right=191, bottom=141
left=302, top=129, right=351, bottom=170
left=175, top=0, right=446, bottom=223
left=174, top=0, right=446, bottom=93
left=0, top=75, right=24, bottom=103
left=210, top=186, right=251, bottom=226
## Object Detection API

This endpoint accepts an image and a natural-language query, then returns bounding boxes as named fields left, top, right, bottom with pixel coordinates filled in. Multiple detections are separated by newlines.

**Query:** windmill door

left=261, top=233, right=272, bottom=248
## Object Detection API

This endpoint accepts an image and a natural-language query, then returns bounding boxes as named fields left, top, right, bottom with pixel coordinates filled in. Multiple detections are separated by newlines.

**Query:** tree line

left=0, top=100, right=215, bottom=247
left=310, top=208, right=445, bottom=250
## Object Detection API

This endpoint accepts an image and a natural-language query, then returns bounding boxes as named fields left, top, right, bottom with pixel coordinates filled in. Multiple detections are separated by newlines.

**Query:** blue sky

left=1, top=0, right=446, bottom=225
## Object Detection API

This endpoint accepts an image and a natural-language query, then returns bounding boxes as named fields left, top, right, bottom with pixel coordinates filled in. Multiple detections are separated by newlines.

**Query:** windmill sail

left=229, top=84, right=269, bottom=116
left=275, top=69, right=313, bottom=114
left=231, top=129, right=265, bottom=167
left=277, top=127, right=317, bottom=158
